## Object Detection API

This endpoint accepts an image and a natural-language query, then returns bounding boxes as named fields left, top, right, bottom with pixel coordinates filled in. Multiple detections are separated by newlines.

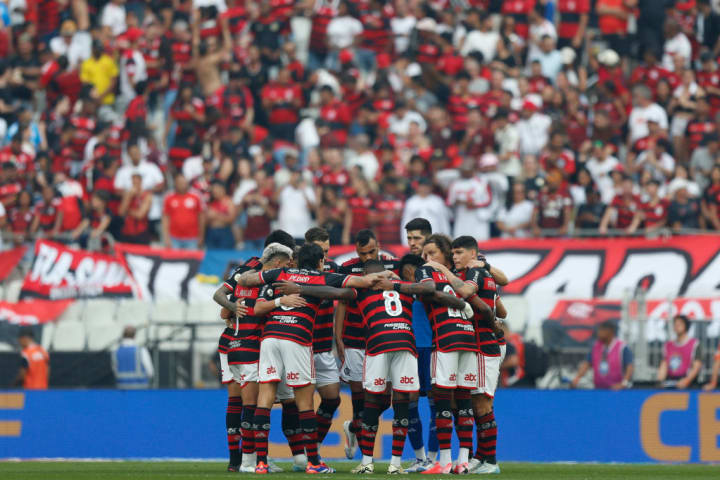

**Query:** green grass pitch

left=0, top=462, right=718, bottom=480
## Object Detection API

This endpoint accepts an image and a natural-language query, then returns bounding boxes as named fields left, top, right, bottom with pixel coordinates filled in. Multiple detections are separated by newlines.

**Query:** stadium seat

left=501, top=295, right=529, bottom=334
left=150, top=300, right=186, bottom=324
left=81, top=299, right=118, bottom=325
left=116, top=299, right=150, bottom=327
left=57, top=300, right=86, bottom=323
left=185, top=301, right=221, bottom=324
left=52, top=321, right=86, bottom=351
left=86, top=321, right=123, bottom=351
left=4, top=279, right=22, bottom=302
left=41, top=323, right=55, bottom=351
left=0, top=341, right=13, bottom=351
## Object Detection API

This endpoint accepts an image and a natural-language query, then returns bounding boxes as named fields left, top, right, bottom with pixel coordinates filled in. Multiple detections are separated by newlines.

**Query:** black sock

left=226, top=396, right=243, bottom=465
left=253, top=407, right=271, bottom=465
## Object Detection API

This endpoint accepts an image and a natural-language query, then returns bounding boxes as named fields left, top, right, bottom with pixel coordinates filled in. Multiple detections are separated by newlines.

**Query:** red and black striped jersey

left=356, top=281, right=416, bottom=357
left=223, top=256, right=263, bottom=297
left=314, top=260, right=340, bottom=353
left=415, top=266, right=477, bottom=353
left=257, top=268, right=352, bottom=346
left=218, top=287, right=264, bottom=364
left=339, top=255, right=400, bottom=349
left=462, top=268, right=501, bottom=357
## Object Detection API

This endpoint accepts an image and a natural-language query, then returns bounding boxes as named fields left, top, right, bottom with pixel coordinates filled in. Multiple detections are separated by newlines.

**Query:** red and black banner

left=0, top=299, right=74, bottom=325
left=21, top=240, right=134, bottom=300
left=114, top=243, right=205, bottom=301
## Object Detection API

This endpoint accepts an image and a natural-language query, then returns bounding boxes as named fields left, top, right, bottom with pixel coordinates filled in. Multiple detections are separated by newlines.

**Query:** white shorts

left=431, top=350, right=479, bottom=389
left=363, top=351, right=420, bottom=393
left=340, top=348, right=365, bottom=383
left=258, top=337, right=315, bottom=387
left=314, top=351, right=340, bottom=387
left=228, top=362, right=258, bottom=386
left=473, top=348, right=504, bottom=398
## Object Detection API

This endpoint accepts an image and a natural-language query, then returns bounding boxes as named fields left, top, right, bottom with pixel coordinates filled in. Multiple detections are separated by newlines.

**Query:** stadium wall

left=1, top=389, right=719, bottom=462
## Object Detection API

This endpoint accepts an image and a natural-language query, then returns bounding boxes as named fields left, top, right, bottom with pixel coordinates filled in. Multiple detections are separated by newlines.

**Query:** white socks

left=293, top=453, right=306, bottom=465
left=428, top=450, right=438, bottom=462
left=439, top=449, right=451, bottom=465
left=391, top=455, right=402, bottom=467
left=414, top=448, right=427, bottom=461
left=458, top=448, right=469, bottom=465
left=362, top=455, right=374, bottom=466
left=242, top=452, right=256, bottom=467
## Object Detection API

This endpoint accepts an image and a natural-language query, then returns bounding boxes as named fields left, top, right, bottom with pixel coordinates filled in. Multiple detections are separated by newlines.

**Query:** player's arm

left=273, top=281, right=357, bottom=301
left=469, top=257, right=509, bottom=286
left=252, top=295, right=308, bottom=316
left=496, top=297, right=507, bottom=319
left=433, top=290, right=469, bottom=310
left=345, top=271, right=395, bottom=289
left=235, top=270, right=266, bottom=287
left=213, top=284, right=246, bottom=316
left=374, top=278, right=437, bottom=297
left=334, top=301, right=347, bottom=361
left=467, top=294, right=495, bottom=325
left=424, top=261, right=478, bottom=298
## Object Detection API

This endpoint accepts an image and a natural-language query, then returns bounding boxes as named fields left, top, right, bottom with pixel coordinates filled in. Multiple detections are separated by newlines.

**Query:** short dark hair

left=674, top=314, right=690, bottom=333
left=356, top=229, right=376, bottom=247
left=451, top=236, right=478, bottom=252
left=398, top=254, right=425, bottom=272
left=363, top=259, right=384, bottom=273
left=598, top=320, right=617, bottom=334
left=405, top=218, right=432, bottom=236
left=297, top=243, right=325, bottom=270
left=18, top=326, right=34, bottom=339
left=264, top=230, right=296, bottom=250
left=305, top=227, right=330, bottom=244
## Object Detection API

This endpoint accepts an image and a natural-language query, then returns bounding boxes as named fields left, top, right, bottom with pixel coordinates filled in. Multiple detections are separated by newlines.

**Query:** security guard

left=112, top=326, right=154, bottom=389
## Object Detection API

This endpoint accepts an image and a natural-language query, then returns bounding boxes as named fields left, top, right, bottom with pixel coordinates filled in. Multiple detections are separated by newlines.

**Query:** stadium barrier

left=1, top=389, right=719, bottom=462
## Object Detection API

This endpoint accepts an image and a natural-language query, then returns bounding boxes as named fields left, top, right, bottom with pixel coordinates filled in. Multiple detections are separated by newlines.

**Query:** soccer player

left=403, top=218, right=437, bottom=471
left=348, top=259, right=472, bottom=474
left=304, top=227, right=342, bottom=446
left=336, top=229, right=399, bottom=459
left=212, top=230, right=296, bottom=472
left=214, top=243, right=303, bottom=472
left=426, top=236, right=508, bottom=474
left=417, top=234, right=494, bottom=475
left=235, top=243, right=388, bottom=474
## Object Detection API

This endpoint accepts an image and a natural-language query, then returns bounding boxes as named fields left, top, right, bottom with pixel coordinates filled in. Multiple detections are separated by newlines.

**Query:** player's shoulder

left=324, top=260, right=340, bottom=273
left=341, top=257, right=362, bottom=267
left=243, top=256, right=263, bottom=269
left=340, top=257, right=364, bottom=274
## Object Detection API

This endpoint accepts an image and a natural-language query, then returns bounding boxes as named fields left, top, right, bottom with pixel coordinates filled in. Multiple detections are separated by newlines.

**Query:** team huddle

left=213, top=218, right=508, bottom=474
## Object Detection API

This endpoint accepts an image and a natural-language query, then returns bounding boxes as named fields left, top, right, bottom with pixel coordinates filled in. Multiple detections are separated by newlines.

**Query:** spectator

left=497, top=182, right=534, bottom=238
left=316, top=186, right=347, bottom=247
left=162, top=173, right=205, bottom=249
left=326, top=1, right=364, bottom=72
left=596, top=0, right=636, bottom=58
left=276, top=166, right=316, bottom=242
left=49, top=19, right=91, bottom=69
left=628, top=85, right=669, bottom=144
left=516, top=97, right=551, bottom=156
left=662, top=18, right=692, bottom=71
left=81, top=40, right=119, bottom=118
left=447, top=159, right=497, bottom=240
left=401, top=177, right=451, bottom=242
left=668, top=184, right=701, bottom=231
left=557, top=0, right=590, bottom=51
left=576, top=186, right=607, bottom=231
left=114, top=140, right=164, bottom=194
left=14, top=327, right=49, bottom=390
left=657, top=315, right=702, bottom=389
left=112, top=326, right=154, bottom=389
left=628, top=179, right=669, bottom=234
left=571, top=321, right=633, bottom=390
left=702, top=165, right=720, bottom=230
left=7, top=189, right=31, bottom=246
left=205, top=180, right=236, bottom=249
left=531, top=170, right=573, bottom=237
left=599, top=176, right=641, bottom=235
left=70, top=190, right=112, bottom=249
left=239, top=168, right=276, bottom=250
left=118, top=173, right=152, bottom=244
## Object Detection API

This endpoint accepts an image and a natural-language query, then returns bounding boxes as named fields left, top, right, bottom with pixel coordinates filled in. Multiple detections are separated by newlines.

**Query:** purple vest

left=664, top=337, right=698, bottom=379
left=592, top=339, right=625, bottom=389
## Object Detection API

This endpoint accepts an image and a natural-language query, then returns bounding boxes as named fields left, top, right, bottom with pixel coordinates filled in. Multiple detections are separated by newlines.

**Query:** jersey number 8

left=383, top=291, right=403, bottom=317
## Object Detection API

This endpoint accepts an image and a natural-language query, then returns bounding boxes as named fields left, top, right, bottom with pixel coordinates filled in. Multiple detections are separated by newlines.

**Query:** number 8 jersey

left=355, top=281, right=417, bottom=357
left=415, top=265, right=478, bottom=353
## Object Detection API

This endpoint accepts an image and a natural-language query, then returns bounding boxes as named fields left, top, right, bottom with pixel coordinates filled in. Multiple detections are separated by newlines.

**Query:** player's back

left=415, top=265, right=477, bottom=353
left=460, top=267, right=501, bottom=357
left=355, top=281, right=417, bottom=356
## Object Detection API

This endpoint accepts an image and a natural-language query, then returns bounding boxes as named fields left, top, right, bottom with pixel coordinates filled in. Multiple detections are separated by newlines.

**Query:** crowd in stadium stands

left=0, top=0, right=720, bottom=250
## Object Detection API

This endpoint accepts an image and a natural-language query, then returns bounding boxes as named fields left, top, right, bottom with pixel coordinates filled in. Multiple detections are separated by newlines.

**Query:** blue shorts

left=417, top=347, right=432, bottom=395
